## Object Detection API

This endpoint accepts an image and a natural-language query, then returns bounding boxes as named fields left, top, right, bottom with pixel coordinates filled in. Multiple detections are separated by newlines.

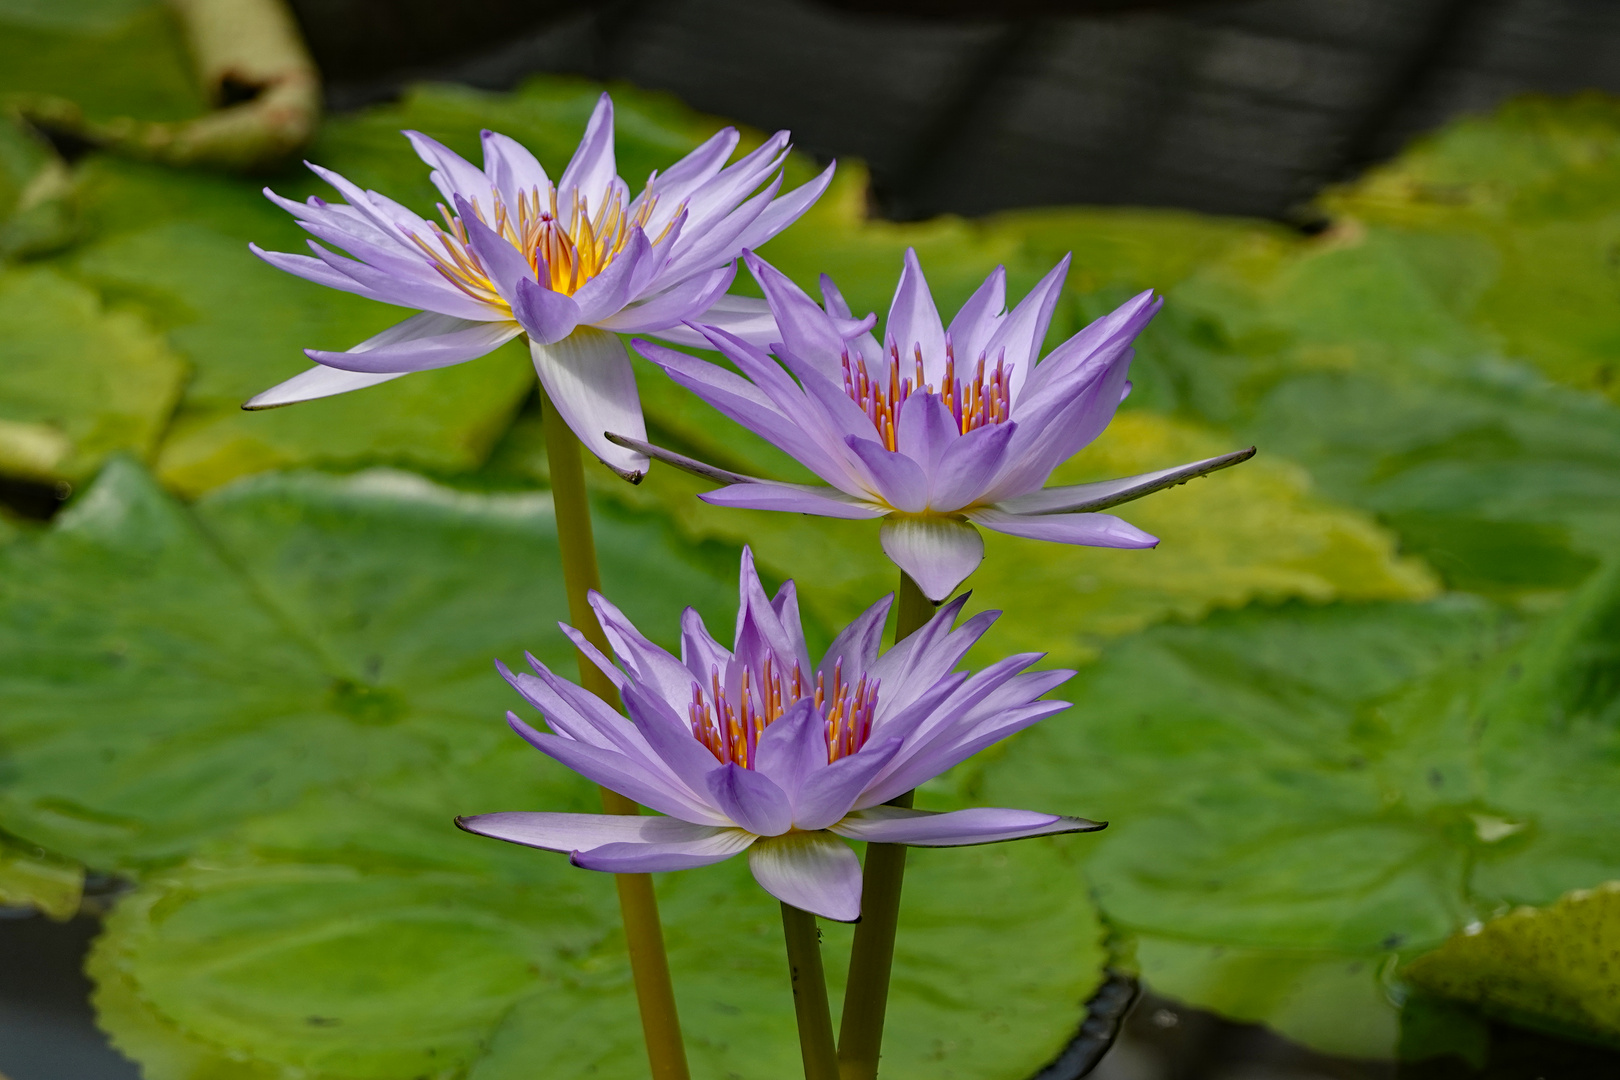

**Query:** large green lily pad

left=92, top=785, right=1104, bottom=1080
left=1406, top=881, right=1620, bottom=1047
left=0, top=457, right=740, bottom=871
left=972, top=557, right=1620, bottom=1057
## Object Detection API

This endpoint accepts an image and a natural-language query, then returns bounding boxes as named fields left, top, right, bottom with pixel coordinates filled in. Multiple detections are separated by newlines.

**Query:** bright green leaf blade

left=0, top=457, right=737, bottom=870
left=1406, top=881, right=1620, bottom=1047
left=0, top=266, right=185, bottom=482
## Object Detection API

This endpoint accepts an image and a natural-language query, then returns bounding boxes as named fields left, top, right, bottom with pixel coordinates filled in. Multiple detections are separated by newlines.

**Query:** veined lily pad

left=0, top=457, right=739, bottom=871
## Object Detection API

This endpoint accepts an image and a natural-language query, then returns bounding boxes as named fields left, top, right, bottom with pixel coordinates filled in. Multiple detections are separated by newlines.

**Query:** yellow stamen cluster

left=841, top=338, right=1014, bottom=452
left=406, top=184, right=671, bottom=312
left=687, top=654, right=879, bottom=769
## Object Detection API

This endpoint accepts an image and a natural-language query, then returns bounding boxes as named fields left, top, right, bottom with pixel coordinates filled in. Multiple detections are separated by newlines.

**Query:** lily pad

left=972, top=556, right=1620, bottom=1058
left=1405, top=881, right=1620, bottom=1046
left=90, top=773, right=1105, bottom=1079
left=0, top=265, right=185, bottom=482
left=0, top=457, right=739, bottom=871
left=1144, top=221, right=1620, bottom=598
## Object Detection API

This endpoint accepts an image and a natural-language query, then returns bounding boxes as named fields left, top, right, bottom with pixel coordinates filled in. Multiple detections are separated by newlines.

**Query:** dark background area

left=6, top=1, right=1620, bottom=1078
left=293, top=0, right=1620, bottom=224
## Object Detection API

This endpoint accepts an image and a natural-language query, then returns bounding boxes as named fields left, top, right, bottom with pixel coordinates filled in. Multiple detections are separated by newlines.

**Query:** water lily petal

left=481, top=129, right=549, bottom=210
left=744, top=250, right=848, bottom=366
left=305, top=312, right=521, bottom=374
left=753, top=698, right=824, bottom=802
left=596, top=266, right=735, bottom=336
left=529, top=327, right=648, bottom=480
left=817, top=593, right=892, bottom=687
left=946, top=264, right=1006, bottom=365
left=928, top=420, right=1016, bottom=511
left=700, top=482, right=888, bottom=519
left=242, top=364, right=409, bottom=409
left=791, top=736, right=906, bottom=830
left=878, top=516, right=984, bottom=602
left=748, top=831, right=863, bottom=921
left=707, top=763, right=794, bottom=836
left=846, top=437, right=929, bottom=512
left=731, top=160, right=837, bottom=253
left=981, top=254, right=1068, bottom=401
left=993, top=448, right=1256, bottom=515
left=571, top=829, right=758, bottom=873
left=829, top=805, right=1103, bottom=846
left=557, top=93, right=618, bottom=220
left=404, top=130, right=491, bottom=206
left=968, top=507, right=1159, bottom=548
left=507, top=714, right=728, bottom=824
left=456, top=811, right=730, bottom=853
left=573, top=226, right=653, bottom=324
left=456, top=195, right=536, bottom=307
left=512, top=277, right=582, bottom=345
left=886, top=248, right=946, bottom=385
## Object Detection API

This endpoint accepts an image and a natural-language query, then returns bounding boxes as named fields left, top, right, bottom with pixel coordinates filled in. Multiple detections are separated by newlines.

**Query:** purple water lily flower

left=458, top=548, right=1100, bottom=921
left=621, top=250, right=1253, bottom=598
left=244, top=93, right=838, bottom=479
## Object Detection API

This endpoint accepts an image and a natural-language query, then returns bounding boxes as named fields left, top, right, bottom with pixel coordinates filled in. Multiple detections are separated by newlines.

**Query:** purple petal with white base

left=879, top=516, right=984, bottom=602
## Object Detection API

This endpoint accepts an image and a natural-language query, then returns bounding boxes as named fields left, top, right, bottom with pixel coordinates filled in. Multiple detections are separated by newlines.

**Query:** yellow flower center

left=407, top=185, right=674, bottom=311
left=842, top=339, right=1014, bottom=452
left=687, top=653, right=879, bottom=769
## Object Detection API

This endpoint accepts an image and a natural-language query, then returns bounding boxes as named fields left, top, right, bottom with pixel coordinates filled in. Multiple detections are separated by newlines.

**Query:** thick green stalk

left=782, top=903, right=840, bottom=1080
left=837, top=572, right=934, bottom=1080
left=542, top=391, right=690, bottom=1080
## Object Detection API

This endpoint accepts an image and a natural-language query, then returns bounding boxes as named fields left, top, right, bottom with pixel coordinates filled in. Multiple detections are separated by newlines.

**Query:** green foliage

left=0, top=827, right=82, bottom=918
left=93, top=793, right=1102, bottom=1080
left=1406, top=882, right=1620, bottom=1047
left=0, top=265, right=185, bottom=481
left=973, top=557, right=1620, bottom=1056
left=0, top=458, right=739, bottom=871
left=0, top=0, right=204, bottom=124
left=1, top=48, right=1619, bottom=1072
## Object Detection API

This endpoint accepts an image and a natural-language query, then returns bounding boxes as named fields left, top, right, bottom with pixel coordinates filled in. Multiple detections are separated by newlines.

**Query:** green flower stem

left=837, top=572, right=934, bottom=1080
left=541, top=390, right=691, bottom=1080
left=782, top=902, right=841, bottom=1080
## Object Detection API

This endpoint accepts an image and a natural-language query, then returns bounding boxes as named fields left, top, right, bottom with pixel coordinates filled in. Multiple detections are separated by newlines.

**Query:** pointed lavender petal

left=886, top=248, right=946, bottom=384
left=304, top=313, right=521, bottom=374
left=947, top=265, right=1007, bottom=365
left=983, top=254, right=1069, bottom=402
left=570, top=829, right=757, bottom=872
left=993, top=448, right=1256, bottom=515
left=845, top=437, right=929, bottom=512
left=829, top=806, right=1103, bottom=846
left=243, top=365, right=409, bottom=409
left=456, top=811, right=729, bottom=852
left=791, top=737, right=906, bottom=831
left=967, top=508, right=1159, bottom=548
left=700, top=482, right=888, bottom=520
left=558, top=93, right=618, bottom=218
left=480, top=129, right=549, bottom=210
left=707, top=763, right=794, bottom=836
